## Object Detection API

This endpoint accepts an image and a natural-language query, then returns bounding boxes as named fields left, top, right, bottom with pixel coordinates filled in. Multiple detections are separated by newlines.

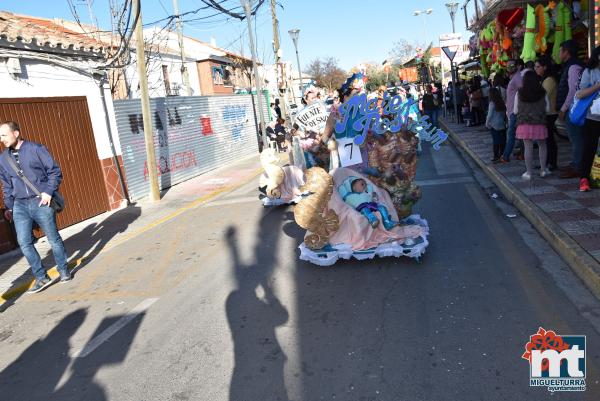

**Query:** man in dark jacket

left=0, top=121, right=71, bottom=293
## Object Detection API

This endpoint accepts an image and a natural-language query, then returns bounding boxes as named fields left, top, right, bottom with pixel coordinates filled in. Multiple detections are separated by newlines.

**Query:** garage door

left=0, top=97, right=109, bottom=246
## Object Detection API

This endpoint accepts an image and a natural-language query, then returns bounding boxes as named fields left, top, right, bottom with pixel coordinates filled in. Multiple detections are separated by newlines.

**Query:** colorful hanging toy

left=520, top=4, right=537, bottom=62
left=534, top=4, right=550, bottom=53
left=552, top=1, right=566, bottom=64
left=562, top=0, right=572, bottom=40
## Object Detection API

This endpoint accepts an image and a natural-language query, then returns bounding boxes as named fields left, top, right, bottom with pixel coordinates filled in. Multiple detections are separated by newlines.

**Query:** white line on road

left=416, top=176, right=474, bottom=186
left=71, top=297, right=158, bottom=358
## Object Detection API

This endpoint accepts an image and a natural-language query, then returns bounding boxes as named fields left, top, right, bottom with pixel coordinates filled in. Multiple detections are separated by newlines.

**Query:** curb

left=440, top=119, right=600, bottom=300
left=0, top=165, right=264, bottom=307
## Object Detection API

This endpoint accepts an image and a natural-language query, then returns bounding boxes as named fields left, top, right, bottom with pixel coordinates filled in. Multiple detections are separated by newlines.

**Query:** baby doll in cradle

left=344, top=178, right=398, bottom=230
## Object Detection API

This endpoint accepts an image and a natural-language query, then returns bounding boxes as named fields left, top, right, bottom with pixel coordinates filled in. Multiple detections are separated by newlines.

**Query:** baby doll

left=344, top=178, right=398, bottom=230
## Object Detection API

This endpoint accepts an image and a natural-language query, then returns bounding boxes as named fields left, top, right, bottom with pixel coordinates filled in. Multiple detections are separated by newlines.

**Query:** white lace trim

left=298, top=215, right=430, bottom=266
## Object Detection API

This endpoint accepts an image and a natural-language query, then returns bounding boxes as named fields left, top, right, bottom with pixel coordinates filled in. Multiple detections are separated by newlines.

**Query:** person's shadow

left=225, top=208, right=290, bottom=401
left=60, top=204, right=142, bottom=272
left=53, top=311, right=146, bottom=401
left=0, top=308, right=145, bottom=401
left=0, top=205, right=142, bottom=312
left=0, top=309, right=87, bottom=400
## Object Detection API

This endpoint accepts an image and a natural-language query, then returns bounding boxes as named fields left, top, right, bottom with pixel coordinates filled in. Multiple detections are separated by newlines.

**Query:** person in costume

left=319, top=72, right=370, bottom=173
left=343, top=177, right=398, bottom=230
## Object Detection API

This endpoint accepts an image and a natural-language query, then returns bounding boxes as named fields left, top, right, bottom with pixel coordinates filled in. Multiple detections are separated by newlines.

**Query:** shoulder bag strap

left=3, top=152, right=42, bottom=197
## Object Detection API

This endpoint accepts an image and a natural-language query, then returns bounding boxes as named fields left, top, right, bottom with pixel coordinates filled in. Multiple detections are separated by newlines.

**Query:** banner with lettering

left=294, top=102, right=329, bottom=132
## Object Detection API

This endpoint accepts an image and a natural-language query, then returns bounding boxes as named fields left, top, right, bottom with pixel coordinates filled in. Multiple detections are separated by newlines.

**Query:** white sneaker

left=522, top=172, right=531, bottom=180
left=540, top=168, right=552, bottom=177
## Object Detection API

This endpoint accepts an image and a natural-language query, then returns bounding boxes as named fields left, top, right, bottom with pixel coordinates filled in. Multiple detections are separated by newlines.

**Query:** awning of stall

left=459, top=61, right=481, bottom=71
left=468, top=0, right=544, bottom=31
left=457, top=54, right=480, bottom=68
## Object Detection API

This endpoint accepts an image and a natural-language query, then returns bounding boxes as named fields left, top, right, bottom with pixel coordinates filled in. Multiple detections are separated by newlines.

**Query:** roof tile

left=0, top=10, right=104, bottom=54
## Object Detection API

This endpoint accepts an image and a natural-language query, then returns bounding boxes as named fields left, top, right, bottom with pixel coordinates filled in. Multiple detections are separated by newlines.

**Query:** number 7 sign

left=337, top=137, right=363, bottom=167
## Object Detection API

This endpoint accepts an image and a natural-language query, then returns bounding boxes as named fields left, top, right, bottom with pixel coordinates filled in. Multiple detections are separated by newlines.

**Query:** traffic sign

left=441, top=46, right=459, bottom=61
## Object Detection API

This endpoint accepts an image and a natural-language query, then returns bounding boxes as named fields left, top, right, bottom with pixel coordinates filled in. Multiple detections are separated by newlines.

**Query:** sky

left=1, top=0, right=471, bottom=70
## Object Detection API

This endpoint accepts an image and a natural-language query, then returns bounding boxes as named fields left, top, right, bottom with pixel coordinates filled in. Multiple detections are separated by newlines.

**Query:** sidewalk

left=0, top=153, right=265, bottom=306
left=440, top=117, right=600, bottom=299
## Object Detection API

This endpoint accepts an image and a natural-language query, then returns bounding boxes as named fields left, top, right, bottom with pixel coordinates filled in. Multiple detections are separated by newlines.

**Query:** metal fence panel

left=114, top=93, right=265, bottom=200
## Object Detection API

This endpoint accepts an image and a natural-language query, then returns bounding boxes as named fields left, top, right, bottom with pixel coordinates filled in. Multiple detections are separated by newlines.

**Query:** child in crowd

left=462, top=96, right=472, bottom=127
left=344, top=178, right=398, bottom=230
left=514, top=70, right=550, bottom=180
left=485, top=87, right=507, bottom=162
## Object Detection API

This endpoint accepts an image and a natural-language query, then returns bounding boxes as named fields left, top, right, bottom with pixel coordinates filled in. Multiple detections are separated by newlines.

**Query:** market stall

left=463, top=0, right=597, bottom=77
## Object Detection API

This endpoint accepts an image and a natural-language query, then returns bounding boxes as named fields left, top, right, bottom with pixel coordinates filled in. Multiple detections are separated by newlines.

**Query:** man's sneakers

left=27, top=276, right=56, bottom=294
left=579, top=178, right=591, bottom=192
left=59, top=269, right=72, bottom=283
left=27, top=269, right=72, bottom=294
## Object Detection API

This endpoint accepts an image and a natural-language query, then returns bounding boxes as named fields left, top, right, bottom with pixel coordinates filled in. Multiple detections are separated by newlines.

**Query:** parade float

left=291, top=74, right=448, bottom=266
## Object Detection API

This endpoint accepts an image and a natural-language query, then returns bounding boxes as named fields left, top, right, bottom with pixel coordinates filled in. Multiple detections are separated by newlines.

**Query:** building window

left=212, top=66, right=224, bottom=85
left=223, top=67, right=232, bottom=87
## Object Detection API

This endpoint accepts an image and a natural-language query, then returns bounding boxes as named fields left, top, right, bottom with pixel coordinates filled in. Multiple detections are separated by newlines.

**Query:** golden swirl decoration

left=294, top=167, right=339, bottom=249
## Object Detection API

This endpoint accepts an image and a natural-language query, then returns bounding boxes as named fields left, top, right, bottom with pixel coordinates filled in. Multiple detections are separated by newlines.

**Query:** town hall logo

left=522, top=327, right=586, bottom=392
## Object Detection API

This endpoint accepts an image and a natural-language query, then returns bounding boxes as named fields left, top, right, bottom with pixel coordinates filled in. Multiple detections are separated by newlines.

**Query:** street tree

left=305, top=57, right=347, bottom=92
left=389, top=39, right=416, bottom=64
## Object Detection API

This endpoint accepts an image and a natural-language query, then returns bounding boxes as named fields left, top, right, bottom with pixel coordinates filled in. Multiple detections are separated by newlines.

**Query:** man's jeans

left=13, top=198, right=68, bottom=281
left=566, top=119, right=583, bottom=171
left=502, top=113, right=517, bottom=161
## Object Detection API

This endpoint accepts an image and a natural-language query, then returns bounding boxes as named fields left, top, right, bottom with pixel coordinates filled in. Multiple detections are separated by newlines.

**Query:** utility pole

left=172, top=0, right=191, bottom=96
left=270, top=0, right=286, bottom=119
left=241, top=0, right=267, bottom=147
left=133, top=0, right=160, bottom=201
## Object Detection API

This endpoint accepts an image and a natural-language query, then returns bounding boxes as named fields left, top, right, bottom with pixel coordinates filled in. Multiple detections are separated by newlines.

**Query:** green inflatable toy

left=552, top=1, right=566, bottom=64
left=563, top=1, right=572, bottom=40
left=520, top=4, right=536, bottom=62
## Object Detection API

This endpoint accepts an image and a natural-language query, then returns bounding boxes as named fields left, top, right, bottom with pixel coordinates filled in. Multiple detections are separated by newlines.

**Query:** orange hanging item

left=534, top=5, right=549, bottom=53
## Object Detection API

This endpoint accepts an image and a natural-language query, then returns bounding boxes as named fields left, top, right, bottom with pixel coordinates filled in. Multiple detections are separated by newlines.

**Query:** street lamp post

left=240, top=0, right=267, bottom=148
left=288, top=28, right=304, bottom=100
left=413, top=8, right=433, bottom=45
left=444, top=2, right=460, bottom=122
left=445, top=2, right=459, bottom=34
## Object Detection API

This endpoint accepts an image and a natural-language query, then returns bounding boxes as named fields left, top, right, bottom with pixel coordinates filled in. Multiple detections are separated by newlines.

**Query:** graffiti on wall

left=114, top=95, right=262, bottom=200
left=222, top=105, right=247, bottom=141
left=143, top=151, right=198, bottom=180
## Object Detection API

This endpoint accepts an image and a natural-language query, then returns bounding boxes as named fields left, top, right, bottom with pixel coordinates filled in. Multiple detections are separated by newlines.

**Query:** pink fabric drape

left=325, top=168, right=424, bottom=250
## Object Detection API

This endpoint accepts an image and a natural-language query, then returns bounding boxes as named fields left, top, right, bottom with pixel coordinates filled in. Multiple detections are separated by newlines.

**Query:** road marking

left=416, top=176, right=474, bottom=186
left=71, top=297, right=158, bottom=358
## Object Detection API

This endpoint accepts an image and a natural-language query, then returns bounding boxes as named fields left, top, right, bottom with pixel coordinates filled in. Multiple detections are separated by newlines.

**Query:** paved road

left=1, top=142, right=599, bottom=401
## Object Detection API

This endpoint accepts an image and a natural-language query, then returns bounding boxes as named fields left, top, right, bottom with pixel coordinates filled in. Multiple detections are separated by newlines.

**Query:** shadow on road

left=224, top=207, right=290, bottom=401
left=61, top=204, right=142, bottom=272
left=0, top=205, right=141, bottom=313
left=0, top=308, right=145, bottom=400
